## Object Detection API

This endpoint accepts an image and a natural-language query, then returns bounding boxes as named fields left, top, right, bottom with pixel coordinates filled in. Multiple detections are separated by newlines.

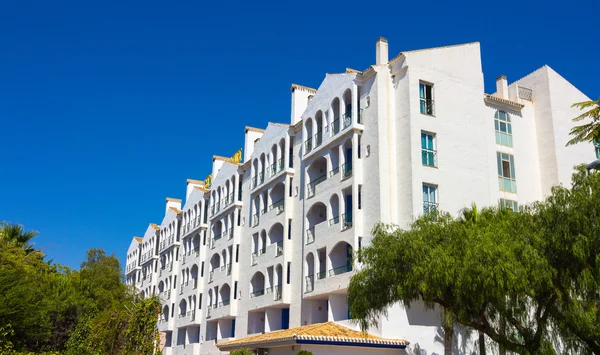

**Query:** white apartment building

left=125, top=38, right=595, bottom=355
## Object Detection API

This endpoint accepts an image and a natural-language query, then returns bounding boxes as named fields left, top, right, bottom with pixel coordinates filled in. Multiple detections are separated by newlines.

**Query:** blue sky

left=1, top=0, right=598, bottom=270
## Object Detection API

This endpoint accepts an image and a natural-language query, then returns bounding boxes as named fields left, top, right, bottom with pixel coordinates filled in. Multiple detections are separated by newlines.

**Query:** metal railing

left=342, top=162, right=352, bottom=179
left=276, top=241, right=283, bottom=257
left=423, top=201, right=439, bottom=216
left=306, top=227, right=315, bottom=245
left=219, top=300, right=230, bottom=307
left=259, top=172, right=264, bottom=185
left=226, top=263, right=232, bottom=276
left=269, top=199, right=284, bottom=214
left=191, top=310, right=196, bottom=321
left=250, top=289, right=265, bottom=298
left=304, top=137, right=313, bottom=154
left=209, top=271, right=214, bottom=283
left=274, top=285, right=282, bottom=300
left=193, top=278, right=198, bottom=289
left=317, top=270, right=326, bottom=280
left=306, top=174, right=327, bottom=198
left=305, top=275, right=314, bottom=293
left=314, top=130, right=323, bottom=147
left=193, top=247, right=199, bottom=257
left=259, top=247, right=266, bottom=255
left=329, top=263, right=352, bottom=277
left=332, top=119, right=340, bottom=134
left=251, top=253, right=258, bottom=266
left=357, top=109, right=363, bottom=124
left=518, top=86, right=533, bottom=101
left=228, top=228, right=233, bottom=240
left=180, top=284, right=184, bottom=294
left=342, top=212, right=353, bottom=229
left=422, top=149, right=437, bottom=167
left=329, top=166, right=339, bottom=177
left=182, top=254, right=186, bottom=265
left=265, top=286, right=273, bottom=294
left=329, top=215, right=340, bottom=226
left=252, top=176, right=257, bottom=189
left=252, top=214, right=259, bottom=226
left=206, top=306, right=212, bottom=319
left=343, top=112, right=352, bottom=129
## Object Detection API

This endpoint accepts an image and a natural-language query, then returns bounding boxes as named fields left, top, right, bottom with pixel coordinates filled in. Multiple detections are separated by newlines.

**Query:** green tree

left=0, top=222, right=38, bottom=253
left=349, top=167, right=600, bottom=354
left=231, top=349, right=255, bottom=355
left=566, top=98, right=600, bottom=146
left=296, top=350, right=314, bottom=355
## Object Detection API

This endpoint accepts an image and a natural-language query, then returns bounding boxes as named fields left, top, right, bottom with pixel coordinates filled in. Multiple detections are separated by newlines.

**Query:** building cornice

left=484, top=94, right=524, bottom=110
left=290, top=83, right=317, bottom=93
left=186, top=179, right=204, bottom=185
left=150, top=223, right=160, bottom=231
left=245, top=126, right=265, bottom=134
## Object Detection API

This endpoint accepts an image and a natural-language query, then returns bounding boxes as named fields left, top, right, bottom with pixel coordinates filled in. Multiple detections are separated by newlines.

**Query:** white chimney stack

left=186, top=179, right=204, bottom=200
left=376, top=37, right=389, bottom=65
left=496, top=75, right=509, bottom=99
left=165, top=197, right=182, bottom=215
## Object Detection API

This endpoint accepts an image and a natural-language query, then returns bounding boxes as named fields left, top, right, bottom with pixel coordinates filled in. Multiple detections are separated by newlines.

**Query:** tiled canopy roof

left=217, top=322, right=408, bottom=350
left=169, top=207, right=183, bottom=214
left=150, top=223, right=160, bottom=231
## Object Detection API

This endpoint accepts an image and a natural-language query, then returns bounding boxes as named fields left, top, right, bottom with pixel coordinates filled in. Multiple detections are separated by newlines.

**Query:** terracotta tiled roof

left=134, top=237, right=142, bottom=243
left=213, top=155, right=241, bottom=165
left=186, top=179, right=204, bottom=185
left=169, top=207, right=183, bottom=214
left=166, top=197, right=182, bottom=203
left=346, top=68, right=362, bottom=74
left=217, top=322, right=408, bottom=350
left=194, top=186, right=210, bottom=193
left=245, top=126, right=265, bottom=134
left=484, top=94, right=524, bottom=108
left=150, top=223, right=160, bottom=231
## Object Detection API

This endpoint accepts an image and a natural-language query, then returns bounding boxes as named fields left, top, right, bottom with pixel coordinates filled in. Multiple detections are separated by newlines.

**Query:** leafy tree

left=231, top=349, right=255, bottom=355
left=566, top=98, right=600, bottom=146
left=349, top=167, right=600, bottom=355
left=297, top=350, right=314, bottom=355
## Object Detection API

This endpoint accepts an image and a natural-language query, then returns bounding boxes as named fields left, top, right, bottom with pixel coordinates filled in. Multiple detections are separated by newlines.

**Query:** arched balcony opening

left=224, top=180, right=231, bottom=206
left=250, top=272, right=265, bottom=298
left=268, top=223, right=284, bottom=257
left=331, top=97, right=341, bottom=134
left=219, top=283, right=231, bottom=306
left=179, top=299, right=188, bottom=317
left=259, top=153, right=266, bottom=185
left=279, top=138, right=286, bottom=170
left=210, top=253, right=221, bottom=272
left=269, top=182, right=285, bottom=214
left=221, top=249, right=228, bottom=271
left=192, top=233, right=200, bottom=255
left=259, top=230, right=267, bottom=255
left=305, top=253, right=315, bottom=293
left=270, top=144, right=279, bottom=176
left=162, top=305, right=170, bottom=322
left=329, top=194, right=340, bottom=226
left=305, top=202, right=327, bottom=245
left=342, top=89, right=353, bottom=129
left=328, top=242, right=353, bottom=277
left=275, top=264, right=283, bottom=300
left=191, top=264, right=199, bottom=289
left=158, top=281, right=165, bottom=293
left=252, top=159, right=259, bottom=188
left=306, top=157, right=327, bottom=198
left=342, top=138, right=353, bottom=180
left=304, top=117, right=314, bottom=154
left=314, top=110, right=324, bottom=147
left=213, top=221, right=223, bottom=241
left=208, top=289, right=214, bottom=308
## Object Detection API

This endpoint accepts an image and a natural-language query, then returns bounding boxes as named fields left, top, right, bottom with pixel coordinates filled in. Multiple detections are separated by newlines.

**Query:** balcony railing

left=304, top=137, right=313, bottom=155
left=329, top=263, right=353, bottom=277
left=422, top=149, right=437, bottom=167
left=206, top=306, right=212, bottom=319
left=269, top=199, right=284, bottom=214
left=226, top=263, right=232, bottom=276
left=214, top=232, right=222, bottom=241
left=251, top=253, right=258, bottom=266
left=423, top=201, right=439, bottom=216
left=276, top=241, right=283, bottom=257
left=357, top=109, right=363, bottom=124
left=332, top=119, right=340, bottom=134
left=193, top=278, right=198, bottom=289
left=306, top=174, right=327, bottom=198
left=274, top=285, right=282, bottom=300
left=259, top=247, right=267, bottom=255
left=219, top=300, right=230, bottom=307
left=305, top=275, right=314, bottom=293
left=191, top=310, right=196, bottom=321
left=193, top=247, right=199, bottom=257
left=180, top=284, right=184, bottom=294
left=329, top=215, right=340, bottom=226
left=306, top=227, right=315, bottom=245
left=252, top=176, right=257, bottom=189
left=314, top=130, right=323, bottom=147
left=259, top=172, right=264, bottom=185
left=420, top=99, right=435, bottom=116
left=265, top=286, right=273, bottom=294
left=252, top=214, right=259, bottom=227
left=342, top=211, right=353, bottom=229
left=317, top=270, right=327, bottom=280
left=228, top=228, right=234, bottom=240
left=182, top=254, right=186, bottom=265
left=209, top=271, right=214, bottom=283
left=329, top=166, right=339, bottom=177
left=342, top=162, right=352, bottom=179
left=250, top=288, right=265, bottom=298
left=343, top=112, right=352, bottom=129
left=270, top=158, right=284, bottom=177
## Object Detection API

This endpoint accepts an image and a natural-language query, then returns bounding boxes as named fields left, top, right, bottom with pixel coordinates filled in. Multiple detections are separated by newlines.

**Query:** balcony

left=227, top=228, right=234, bottom=240
left=226, top=263, right=232, bottom=276
left=304, top=137, right=313, bottom=155
left=329, top=263, right=353, bottom=277
left=270, top=158, right=284, bottom=177
left=314, top=130, right=323, bottom=148
left=329, top=215, right=340, bottom=226
left=329, top=166, right=339, bottom=178
left=305, top=275, right=314, bottom=293
left=274, top=285, right=282, bottom=301
left=252, top=214, right=259, bottom=227
left=306, top=227, right=315, bottom=245
left=218, top=299, right=231, bottom=307
left=252, top=176, right=257, bottom=189
left=306, top=174, right=327, bottom=198
left=193, top=247, right=199, bottom=257
left=342, top=211, right=353, bottom=229
left=250, top=289, right=265, bottom=298
left=342, top=112, right=352, bottom=130
left=259, top=172, right=265, bottom=185
left=206, top=306, right=212, bottom=319
left=342, top=162, right=352, bottom=180
left=276, top=241, right=283, bottom=257
left=251, top=253, right=258, bottom=266
left=269, top=199, right=285, bottom=215
left=332, top=119, right=340, bottom=135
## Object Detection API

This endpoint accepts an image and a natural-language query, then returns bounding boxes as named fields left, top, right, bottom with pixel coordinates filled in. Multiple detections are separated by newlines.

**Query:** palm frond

left=567, top=98, right=600, bottom=146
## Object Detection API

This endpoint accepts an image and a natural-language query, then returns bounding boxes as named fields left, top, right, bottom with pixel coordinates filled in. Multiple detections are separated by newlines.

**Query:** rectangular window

left=358, top=185, right=362, bottom=209
left=235, top=245, right=239, bottom=262
left=499, top=199, right=519, bottom=212
left=171, top=303, right=174, bottom=317
left=497, top=152, right=517, bottom=193
left=419, top=82, right=434, bottom=115
left=234, top=281, right=238, bottom=299
left=199, top=294, right=202, bottom=309
left=422, top=184, right=438, bottom=215
left=288, top=219, right=292, bottom=240
left=201, top=262, right=204, bottom=277
left=286, top=262, right=291, bottom=284
left=421, top=132, right=436, bottom=167
left=358, top=135, right=362, bottom=159
left=173, top=276, right=177, bottom=289
left=237, top=211, right=241, bottom=226
left=203, top=231, right=206, bottom=245
left=289, top=177, right=293, bottom=197
left=495, top=111, right=513, bottom=147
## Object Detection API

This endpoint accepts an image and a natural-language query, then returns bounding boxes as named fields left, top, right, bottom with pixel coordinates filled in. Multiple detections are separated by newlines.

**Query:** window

left=200, top=262, right=204, bottom=277
left=288, top=219, right=292, bottom=240
left=421, top=132, right=436, bottom=167
left=235, top=245, right=239, bottom=262
left=234, top=281, right=238, bottom=299
left=419, top=82, right=434, bottom=115
left=497, top=152, right=516, bottom=193
left=286, top=262, right=291, bottom=284
left=358, top=185, right=362, bottom=209
left=422, top=184, right=438, bottom=215
left=495, top=111, right=513, bottom=147
left=499, top=199, right=519, bottom=212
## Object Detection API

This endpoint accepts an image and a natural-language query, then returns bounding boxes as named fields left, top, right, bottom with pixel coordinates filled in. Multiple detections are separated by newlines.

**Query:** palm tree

left=0, top=222, right=38, bottom=253
left=566, top=98, right=600, bottom=146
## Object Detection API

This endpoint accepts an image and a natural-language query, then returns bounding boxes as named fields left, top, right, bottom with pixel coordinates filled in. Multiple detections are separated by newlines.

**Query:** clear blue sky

left=1, top=0, right=598, bottom=270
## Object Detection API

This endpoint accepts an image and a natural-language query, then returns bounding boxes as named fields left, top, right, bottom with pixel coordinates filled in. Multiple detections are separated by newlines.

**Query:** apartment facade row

left=125, top=38, right=594, bottom=355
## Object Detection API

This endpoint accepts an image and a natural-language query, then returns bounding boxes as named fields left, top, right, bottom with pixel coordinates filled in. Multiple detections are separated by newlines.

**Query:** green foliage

left=296, top=350, right=314, bottom=355
left=566, top=98, right=600, bottom=146
left=0, top=229, right=158, bottom=355
left=231, top=349, right=255, bottom=355
left=349, top=166, right=600, bottom=355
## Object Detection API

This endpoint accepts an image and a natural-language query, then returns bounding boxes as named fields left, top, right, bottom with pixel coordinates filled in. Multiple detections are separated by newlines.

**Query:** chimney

left=165, top=197, right=182, bottom=215
left=496, top=75, right=508, bottom=99
left=376, top=37, right=388, bottom=65
left=186, top=179, right=204, bottom=200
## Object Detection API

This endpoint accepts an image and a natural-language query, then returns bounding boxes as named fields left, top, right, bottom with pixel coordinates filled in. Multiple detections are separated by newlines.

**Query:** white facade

left=124, top=38, right=594, bottom=355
